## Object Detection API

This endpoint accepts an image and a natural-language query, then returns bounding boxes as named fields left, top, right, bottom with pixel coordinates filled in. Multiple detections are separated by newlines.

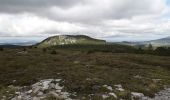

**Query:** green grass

left=0, top=47, right=170, bottom=99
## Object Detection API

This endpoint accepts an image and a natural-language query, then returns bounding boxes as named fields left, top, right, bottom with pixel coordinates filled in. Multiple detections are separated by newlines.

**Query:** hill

left=148, top=36, right=170, bottom=47
left=37, top=35, right=106, bottom=48
left=117, top=36, right=170, bottom=48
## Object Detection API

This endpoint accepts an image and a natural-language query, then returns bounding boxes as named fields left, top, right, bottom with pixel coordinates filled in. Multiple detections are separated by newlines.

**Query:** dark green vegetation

left=0, top=44, right=170, bottom=99
left=135, top=45, right=170, bottom=56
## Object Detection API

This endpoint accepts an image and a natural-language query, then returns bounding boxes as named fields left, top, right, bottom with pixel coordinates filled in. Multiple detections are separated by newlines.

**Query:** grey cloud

left=0, top=0, right=80, bottom=13
left=0, top=0, right=166, bottom=21
left=0, top=0, right=169, bottom=40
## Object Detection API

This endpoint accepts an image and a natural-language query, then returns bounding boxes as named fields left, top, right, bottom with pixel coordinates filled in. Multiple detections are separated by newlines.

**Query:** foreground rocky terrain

left=1, top=79, right=170, bottom=100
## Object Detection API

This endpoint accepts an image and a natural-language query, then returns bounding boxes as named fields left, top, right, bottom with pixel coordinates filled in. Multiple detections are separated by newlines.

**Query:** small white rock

left=37, top=91, right=44, bottom=96
left=55, top=83, right=63, bottom=90
left=109, top=93, right=117, bottom=98
left=131, top=92, right=144, bottom=100
left=102, top=94, right=109, bottom=99
left=27, top=90, right=33, bottom=94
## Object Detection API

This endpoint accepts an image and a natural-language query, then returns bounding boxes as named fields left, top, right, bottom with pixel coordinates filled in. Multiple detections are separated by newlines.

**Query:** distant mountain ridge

left=118, top=36, right=170, bottom=47
left=37, top=35, right=106, bottom=48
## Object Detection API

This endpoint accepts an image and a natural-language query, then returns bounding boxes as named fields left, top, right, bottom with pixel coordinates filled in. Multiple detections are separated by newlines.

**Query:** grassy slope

left=0, top=47, right=170, bottom=99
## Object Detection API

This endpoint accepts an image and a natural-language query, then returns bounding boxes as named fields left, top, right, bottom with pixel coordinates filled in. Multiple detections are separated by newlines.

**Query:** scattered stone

left=131, top=92, right=144, bottom=100
left=109, top=92, right=117, bottom=98
left=142, top=88, right=170, bottom=100
left=56, top=89, right=62, bottom=93
left=37, top=91, right=43, bottom=96
left=32, top=86, right=41, bottom=94
left=41, top=79, right=53, bottom=90
left=10, top=79, right=72, bottom=100
left=50, top=91, right=59, bottom=97
left=103, top=85, right=113, bottom=91
left=55, top=83, right=63, bottom=90
left=13, top=80, right=16, bottom=83
left=15, top=92, right=20, bottom=95
left=33, top=97, right=40, bottom=100
left=152, top=79, right=162, bottom=83
left=114, top=84, right=125, bottom=91
left=102, top=94, right=109, bottom=99
left=49, top=83, right=55, bottom=89
left=55, top=79, right=62, bottom=82
left=27, top=90, right=33, bottom=94
left=134, top=75, right=142, bottom=79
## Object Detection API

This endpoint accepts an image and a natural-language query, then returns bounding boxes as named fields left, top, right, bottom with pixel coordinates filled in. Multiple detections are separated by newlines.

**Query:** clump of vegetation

left=42, top=48, right=47, bottom=52
left=0, top=47, right=3, bottom=51
left=50, top=50, right=57, bottom=54
left=154, top=47, right=170, bottom=56
left=22, top=48, right=27, bottom=51
left=135, top=45, right=170, bottom=56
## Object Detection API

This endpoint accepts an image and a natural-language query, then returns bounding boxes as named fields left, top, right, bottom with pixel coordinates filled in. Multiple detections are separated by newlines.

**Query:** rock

left=32, top=82, right=42, bottom=88
left=49, top=83, right=55, bottom=89
left=56, top=89, right=62, bottom=93
left=13, top=80, right=16, bottom=83
left=109, top=92, right=117, bottom=98
left=5, top=79, right=74, bottom=100
left=152, top=79, right=162, bottom=83
left=17, top=95, right=22, bottom=100
left=55, top=83, right=63, bottom=90
left=114, top=84, right=125, bottom=91
left=55, top=79, right=62, bottom=82
left=50, top=91, right=59, bottom=97
left=131, top=92, right=144, bottom=100
left=33, top=97, right=40, bottom=100
left=103, top=85, right=113, bottom=91
left=134, top=75, right=142, bottom=79
left=107, top=86, right=113, bottom=91
left=102, top=94, right=109, bottom=99
left=11, top=96, right=22, bottom=100
left=41, top=79, right=53, bottom=90
left=32, top=86, right=41, bottom=94
left=15, top=92, right=20, bottom=95
left=27, top=90, right=33, bottom=94
left=37, top=91, right=44, bottom=96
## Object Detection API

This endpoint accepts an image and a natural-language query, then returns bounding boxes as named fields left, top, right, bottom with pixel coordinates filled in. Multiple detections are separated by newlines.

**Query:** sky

left=0, top=0, right=170, bottom=42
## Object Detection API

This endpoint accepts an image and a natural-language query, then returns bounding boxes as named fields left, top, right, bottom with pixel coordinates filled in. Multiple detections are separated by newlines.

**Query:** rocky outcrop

left=10, top=79, right=73, bottom=100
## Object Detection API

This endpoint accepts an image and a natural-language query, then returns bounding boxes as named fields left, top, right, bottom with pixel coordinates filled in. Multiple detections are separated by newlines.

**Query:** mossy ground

left=0, top=47, right=170, bottom=99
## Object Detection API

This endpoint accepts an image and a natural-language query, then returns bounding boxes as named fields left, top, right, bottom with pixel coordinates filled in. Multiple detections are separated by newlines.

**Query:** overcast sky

left=0, top=0, right=170, bottom=42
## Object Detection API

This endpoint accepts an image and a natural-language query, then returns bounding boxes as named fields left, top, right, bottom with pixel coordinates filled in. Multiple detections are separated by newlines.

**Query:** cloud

left=0, top=0, right=169, bottom=41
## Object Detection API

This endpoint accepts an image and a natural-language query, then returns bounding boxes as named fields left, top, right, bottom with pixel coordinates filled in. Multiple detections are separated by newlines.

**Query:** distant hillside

left=117, top=36, right=170, bottom=48
left=0, top=44, right=23, bottom=48
left=37, top=35, right=106, bottom=48
left=148, top=36, right=170, bottom=47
